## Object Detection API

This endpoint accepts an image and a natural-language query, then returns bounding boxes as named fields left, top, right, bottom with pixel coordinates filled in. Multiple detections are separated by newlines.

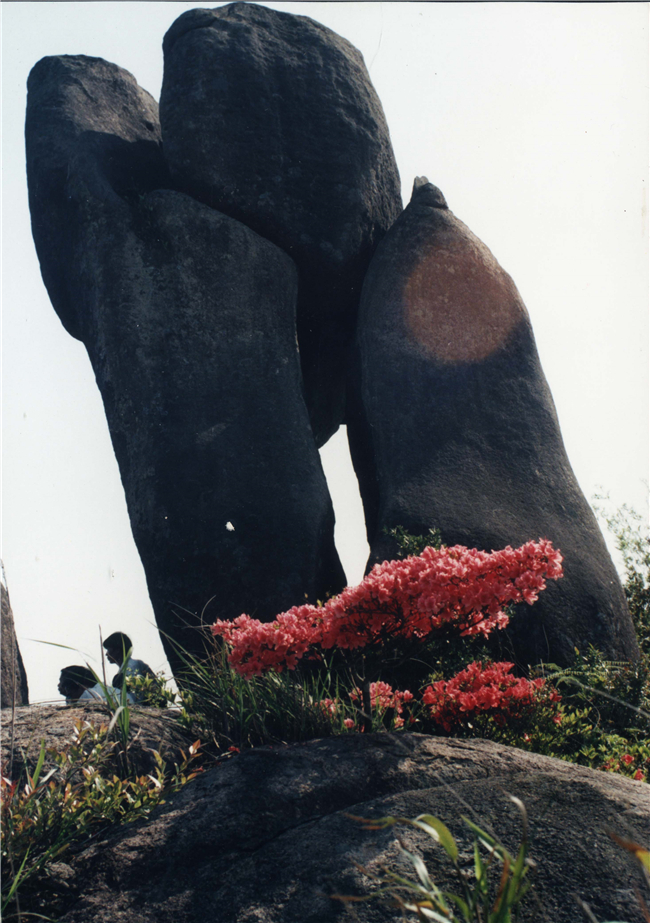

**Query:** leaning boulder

left=1, top=571, right=29, bottom=708
left=26, top=55, right=345, bottom=673
left=25, top=55, right=169, bottom=340
left=160, top=2, right=403, bottom=445
left=37, top=734, right=650, bottom=923
left=347, top=178, right=638, bottom=667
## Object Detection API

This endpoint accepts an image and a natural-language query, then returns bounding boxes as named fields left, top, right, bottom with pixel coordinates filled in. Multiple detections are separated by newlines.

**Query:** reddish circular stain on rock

left=402, top=227, right=526, bottom=364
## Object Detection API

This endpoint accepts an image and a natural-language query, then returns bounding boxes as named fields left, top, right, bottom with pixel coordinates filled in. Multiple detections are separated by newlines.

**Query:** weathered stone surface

left=26, top=55, right=345, bottom=673
left=1, top=705, right=193, bottom=782
left=160, top=2, right=403, bottom=445
left=38, top=734, right=649, bottom=923
left=347, top=178, right=639, bottom=668
left=1, top=574, right=29, bottom=708
left=25, top=55, right=169, bottom=340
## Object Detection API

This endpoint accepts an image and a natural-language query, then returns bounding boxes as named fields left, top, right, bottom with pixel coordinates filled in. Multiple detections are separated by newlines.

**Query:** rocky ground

left=3, top=713, right=645, bottom=923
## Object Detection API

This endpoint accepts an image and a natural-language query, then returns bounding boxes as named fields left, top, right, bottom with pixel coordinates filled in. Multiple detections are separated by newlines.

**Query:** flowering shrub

left=602, top=750, right=647, bottom=781
left=317, top=682, right=415, bottom=732
left=319, top=697, right=339, bottom=717
left=213, top=539, right=563, bottom=677
left=349, top=682, right=415, bottom=730
left=536, top=646, right=650, bottom=781
left=423, top=661, right=561, bottom=733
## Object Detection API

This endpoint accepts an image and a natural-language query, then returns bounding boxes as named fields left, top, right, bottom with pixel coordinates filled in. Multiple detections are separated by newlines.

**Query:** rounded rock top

left=411, top=176, right=448, bottom=209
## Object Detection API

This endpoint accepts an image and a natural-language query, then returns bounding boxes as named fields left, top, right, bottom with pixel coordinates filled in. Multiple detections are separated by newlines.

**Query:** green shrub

left=594, top=498, right=650, bottom=656
left=385, top=524, right=443, bottom=558
left=124, top=671, right=178, bottom=708
left=1, top=719, right=201, bottom=916
left=530, top=647, right=650, bottom=780
left=384, top=518, right=650, bottom=783
left=6, top=506, right=646, bottom=919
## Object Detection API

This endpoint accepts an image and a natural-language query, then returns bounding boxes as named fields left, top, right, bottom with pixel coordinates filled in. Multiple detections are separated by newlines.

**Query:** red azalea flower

left=212, top=540, right=563, bottom=676
left=423, top=661, right=558, bottom=732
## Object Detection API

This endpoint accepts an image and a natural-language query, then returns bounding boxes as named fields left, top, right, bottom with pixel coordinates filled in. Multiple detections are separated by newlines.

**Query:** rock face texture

left=37, top=734, right=650, bottom=923
left=25, top=56, right=169, bottom=340
left=1, top=705, right=193, bottom=782
left=1, top=576, right=29, bottom=708
left=160, top=2, right=403, bottom=445
left=348, top=179, right=638, bottom=668
left=25, top=55, right=345, bottom=672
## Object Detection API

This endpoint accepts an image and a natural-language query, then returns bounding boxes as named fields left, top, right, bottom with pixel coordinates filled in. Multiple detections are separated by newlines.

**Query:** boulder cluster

left=25, top=2, right=638, bottom=675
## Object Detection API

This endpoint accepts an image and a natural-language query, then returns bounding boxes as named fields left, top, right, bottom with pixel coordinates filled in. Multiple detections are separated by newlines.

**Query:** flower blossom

left=319, top=697, right=338, bottom=716
left=422, top=661, right=560, bottom=732
left=349, top=681, right=414, bottom=714
left=319, top=683, right=414, bottom=731
left=212, top=539, right=563, bottom=676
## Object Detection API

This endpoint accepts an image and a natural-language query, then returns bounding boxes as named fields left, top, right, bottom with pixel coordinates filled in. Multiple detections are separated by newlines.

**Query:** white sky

left=1, top=2, right=648, bottom=704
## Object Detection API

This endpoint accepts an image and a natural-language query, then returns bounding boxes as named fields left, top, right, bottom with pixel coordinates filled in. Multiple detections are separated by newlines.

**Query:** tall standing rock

left=1, top=568, right=29, bottom=708
left=348, top=178, right=639, bottom=668
left=159, top=2, right=403, bottom=446
left=26, top=55, right=345, bottom=673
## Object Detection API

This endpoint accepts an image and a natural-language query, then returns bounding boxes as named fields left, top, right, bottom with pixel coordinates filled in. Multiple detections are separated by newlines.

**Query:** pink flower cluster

left=319, top=697, right=339, bottom=717
left=319, top=682, right=415, bottom=730
left=422, top=661, right=560, bottom=732
left=212, top=539, right=563, bottom=677
left=349, top=681, right=414, bottom=729
left=350, top=680, right=414, bottom=711
left=214, top=605, right=324, bottom=675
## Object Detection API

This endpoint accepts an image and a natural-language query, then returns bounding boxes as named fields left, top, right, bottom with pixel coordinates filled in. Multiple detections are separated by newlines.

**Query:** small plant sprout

left=333, top=796, right=535, bottom=922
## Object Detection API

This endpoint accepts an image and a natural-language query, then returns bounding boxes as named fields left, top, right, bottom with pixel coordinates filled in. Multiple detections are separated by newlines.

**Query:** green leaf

left=463, top=817, right=497, bottom=848
left=28, top=638, right=93, bottom=656
left=107, top=706, right=125, bottom=736
left=474, top=841, right=487, bottom=891
left=401, top=901, right=454, bottom=923
left=638, top=847, right=650, bottom=876
left=27, top=740, right=47, bottom=790
left=1, top=847, right=31, bottom=912
left=39, top=767, right=58, bottom=787
left=414, top=814, right=459, bottom=862
left=463, top=817, right=513, bottom=864
left=505, top=842, right=529, bottom=905
left=446, top=891, right=472, bottom=921
left=609, top=833, right=650, bottom=877
left=346, top=813, right=397, bottom=831
left=398, top=844, right=436, bottom=894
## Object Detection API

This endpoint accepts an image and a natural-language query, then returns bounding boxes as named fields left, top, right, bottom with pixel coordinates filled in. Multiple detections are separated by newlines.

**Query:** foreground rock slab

left=160, top=2, right=403, bottom=444
left=348, top=178, right=638, bottom=668
left=41, top=733, right=649, bottom=923
left=26, top=55, right=345, bottom=671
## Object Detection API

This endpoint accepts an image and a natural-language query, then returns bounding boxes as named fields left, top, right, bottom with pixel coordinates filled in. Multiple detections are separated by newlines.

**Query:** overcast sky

left=2, top=2, right=648, bottom=703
